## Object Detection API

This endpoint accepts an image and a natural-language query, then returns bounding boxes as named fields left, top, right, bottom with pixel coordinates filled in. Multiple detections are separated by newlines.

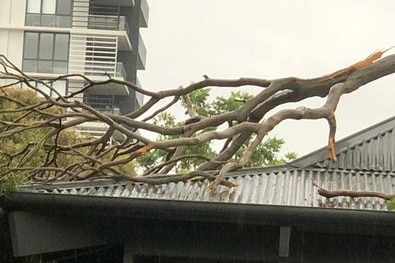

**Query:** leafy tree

left=0, top=88, right=46, bottom=193
left=0, top=87, right=136, bottom=195
left=138, top=89, right=296, bottom=174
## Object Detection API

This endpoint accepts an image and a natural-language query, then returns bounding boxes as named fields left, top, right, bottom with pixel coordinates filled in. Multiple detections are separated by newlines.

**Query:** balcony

left=91, top=0, right=135, bottom=7
left=135, top=77, right=144, bottom=107
left=87, top=15, right=129, bottom=34
left=86, top=62, right=129, bottom=96
left=68, top=34, right=129, bottom=95
left=80, top=62, right=129, bottom=96
left=72, top=0, right=131, bottom=50
left=83, top=93, right=120, bottom=113
left=137, top=33, right=146, bottom=70
left=139, top=0, right=149, bottom=28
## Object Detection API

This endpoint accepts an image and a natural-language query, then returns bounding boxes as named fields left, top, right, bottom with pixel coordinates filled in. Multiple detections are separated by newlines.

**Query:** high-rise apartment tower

left=0, top=0, right=148, bottom=136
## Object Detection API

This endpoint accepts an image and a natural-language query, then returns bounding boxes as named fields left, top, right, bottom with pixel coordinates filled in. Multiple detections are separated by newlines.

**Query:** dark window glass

left=23, top=32, right=69, bottom=74
left=41, top=14, right=56, bottom=27
left=56, top=16, right=72, bottom=28
left=53, top=61, right=68, bottom=74
left=25, top=14, right=41, bottom=26
left=25, top=0, right=72, bottom=28
left=39, top=33, right=54, bottom=60
left=57, top=0, right=72, bottom=15
left=22, top=60, right=38, bottom=72
left=84, top=94, right=116, bottom=112
left=38, top=60, right=53, bottom=73
left=24, top=33, right=39, bottom=59
left=54, top=34, right=69, bottom=60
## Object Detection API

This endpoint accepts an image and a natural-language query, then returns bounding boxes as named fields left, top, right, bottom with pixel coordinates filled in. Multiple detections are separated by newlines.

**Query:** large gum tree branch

left=207, top=51, right=395, bottom=189
left=1, top=51, right=395, bottom=188
left=207, top=84, right=340, bottom=191
left=199, top=53, right=395, bottom=171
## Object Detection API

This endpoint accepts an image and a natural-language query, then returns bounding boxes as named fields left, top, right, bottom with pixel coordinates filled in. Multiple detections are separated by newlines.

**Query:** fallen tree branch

left=1, top=50, right=395, bottom=188
left=313, top=182, right=395, bottom=200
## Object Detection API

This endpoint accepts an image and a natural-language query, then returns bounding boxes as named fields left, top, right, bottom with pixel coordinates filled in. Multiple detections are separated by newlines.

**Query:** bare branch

left=1, top=51, right=395, bottom=189
left=313, top=182, right=395, bottom=201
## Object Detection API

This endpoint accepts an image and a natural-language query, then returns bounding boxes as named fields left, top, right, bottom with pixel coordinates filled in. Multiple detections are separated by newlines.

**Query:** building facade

left=0, top=0, right=148, bottom=136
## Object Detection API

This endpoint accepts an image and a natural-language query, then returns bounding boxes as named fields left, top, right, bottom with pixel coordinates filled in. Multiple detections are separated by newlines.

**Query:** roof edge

left=2, top=192, right=395, bottom=232
left=289, top=116, right=395, bottom=168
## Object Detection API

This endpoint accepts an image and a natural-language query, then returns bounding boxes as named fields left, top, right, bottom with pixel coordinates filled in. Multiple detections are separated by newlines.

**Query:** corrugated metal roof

left=21, top=168, right=395, bottom=211
left=290, top=116, right=395, bottom=171
left=316, top=127, right=395, bottom=171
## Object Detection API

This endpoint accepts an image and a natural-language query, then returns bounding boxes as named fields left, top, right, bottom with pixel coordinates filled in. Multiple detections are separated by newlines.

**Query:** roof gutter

left=2, top=192, right=395, bottom=233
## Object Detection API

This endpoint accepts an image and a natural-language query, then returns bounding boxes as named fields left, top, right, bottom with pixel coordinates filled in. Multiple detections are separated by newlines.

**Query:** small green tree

left=0, top=88, right=49, bottom=193
left=138, top=89, right=296, bottom=174
left=0, top=88, right=136, bottom=194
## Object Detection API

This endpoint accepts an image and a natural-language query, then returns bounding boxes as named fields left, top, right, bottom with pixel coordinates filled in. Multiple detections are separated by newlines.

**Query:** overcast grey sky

left=138, top=0, right=395, bottom=157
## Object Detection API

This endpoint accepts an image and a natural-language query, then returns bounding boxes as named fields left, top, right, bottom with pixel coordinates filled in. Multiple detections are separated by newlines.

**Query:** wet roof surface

left=20, top=167, right=395, bottom=211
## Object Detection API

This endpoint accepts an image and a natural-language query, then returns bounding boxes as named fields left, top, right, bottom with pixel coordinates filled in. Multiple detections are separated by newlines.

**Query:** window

left=21, top=80, right=67, bottom=99
left=23, top=32, right=69, bottom=74
left=83, top=94, right=119, bottom=114
left=25, top=0, right=72, bottom=28
left=27, top=0, right=41, bottom=13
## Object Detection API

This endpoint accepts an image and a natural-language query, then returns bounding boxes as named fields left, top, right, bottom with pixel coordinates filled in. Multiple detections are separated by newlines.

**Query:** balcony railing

left=83, top=93, right=120, bottom=114
left=72, top=0, right=129, bottom=34
left=87, top=15, right=129, bottom=34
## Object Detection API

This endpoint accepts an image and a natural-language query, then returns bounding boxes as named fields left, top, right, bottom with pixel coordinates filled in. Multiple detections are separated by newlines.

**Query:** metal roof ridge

left=17, top=166, right=395, bottom=192
left=16, top=165, right=295, bottom=190
left=289, top=115, right=395, bottom=168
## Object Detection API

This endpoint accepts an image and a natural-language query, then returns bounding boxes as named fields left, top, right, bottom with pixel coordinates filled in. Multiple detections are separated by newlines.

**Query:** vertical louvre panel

left=68, top=34, right=118, bottom=77
left=72, top=0, right=90, bottom=28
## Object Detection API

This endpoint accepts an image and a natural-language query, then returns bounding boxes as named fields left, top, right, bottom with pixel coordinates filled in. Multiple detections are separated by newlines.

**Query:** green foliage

left=212, top=91, right=253, bottom=115
left=136, top=148, right=168, bottom=172
left=137, top=110, right=216, bottom=173
left=387, top=198, right=395, bottom=211
left=138, top=89, right=297, bottom=173
left=0, top=88, right=43, bottom=195
left=185, top=88, right=211, bottom=116
left=236, top=136, right=297, bottom=167
left=0, top=154, right=25, bottom=196
left=0, top=87, right=137, bottom=195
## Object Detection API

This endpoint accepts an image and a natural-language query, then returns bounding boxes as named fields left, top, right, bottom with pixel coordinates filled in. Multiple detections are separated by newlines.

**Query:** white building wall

left=0, top=0, right=12, bottom=26
left=0, top=0, right=25, bottom=68
left=0, top=29, right=9, bottom=55
left=10, top=0, right=26, bottom=26
left=1, top=30, right=24, bottom=68
left=0, top=0, right=25, bottom=26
